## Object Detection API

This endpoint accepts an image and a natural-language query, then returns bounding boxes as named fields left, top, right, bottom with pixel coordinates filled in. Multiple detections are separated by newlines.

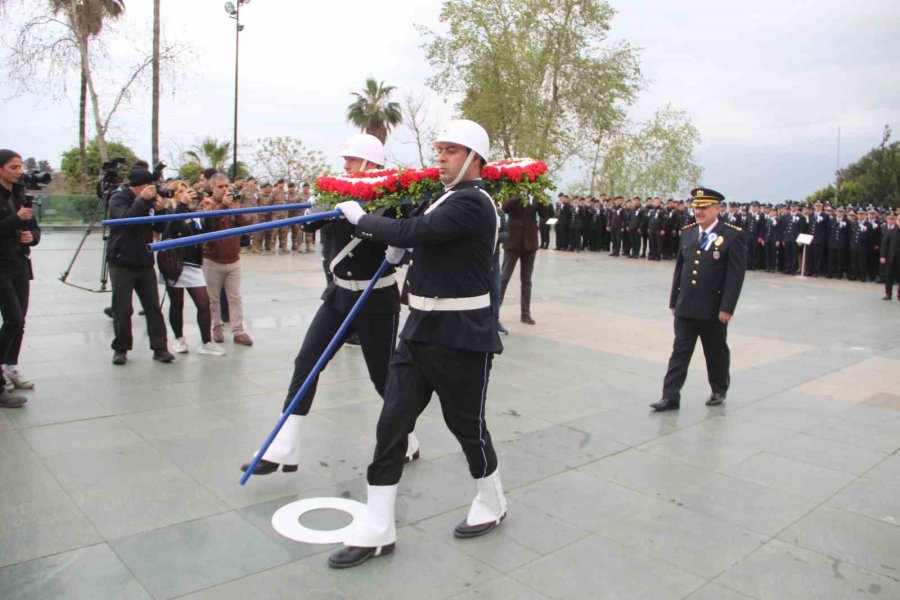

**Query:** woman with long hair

left=159, top=180, right=225, bottom=356
left=0, top=149, right=40, bottom=407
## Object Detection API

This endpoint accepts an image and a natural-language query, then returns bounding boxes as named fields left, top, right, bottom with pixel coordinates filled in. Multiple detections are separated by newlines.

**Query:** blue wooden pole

left=148, top=210, right=341, bottom=252
left=240, top=259, right=392, bottom=485
left=103, top=202, right=312, bottom=227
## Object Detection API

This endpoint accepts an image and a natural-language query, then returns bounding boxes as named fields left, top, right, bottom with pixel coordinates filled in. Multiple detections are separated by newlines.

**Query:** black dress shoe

left=112, top=351, right=127, bottom=365
left=649, top=398, right=679, bottom=412
left=706, top=392, right=726, bottom=406
left=103, top=306, right=114, bottom=318
left=328, top=543, right=395, bottom=569
left=454, top=513, right=506, bottom=539
left=240, top=459, right=298, bottom=475
left=153, top=350, right=175, bottom=363
left=884, top=295, right=892, bottom=301
left=345, top=332, right=361, bottom=346
left=404, top=450, right=420, bottom=464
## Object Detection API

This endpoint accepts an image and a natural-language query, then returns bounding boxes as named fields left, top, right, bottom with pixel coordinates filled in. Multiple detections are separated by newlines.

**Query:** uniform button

left=691, top=280, right=697, bottom=285
left=348, top=252, right=354, bottom=258
left=694, top=260, right=700, bottom=265
left=347, top=271, right=352, bottom=277
left=692, top=270, right=698, bottom=275
left=696, top=250, right=701, bottom=256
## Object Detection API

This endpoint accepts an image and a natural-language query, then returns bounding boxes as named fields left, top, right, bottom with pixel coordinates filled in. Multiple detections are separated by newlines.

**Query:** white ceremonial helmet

left=339, top=133, right=385, bottom=167
left=434, top=119, right=490, bottom=162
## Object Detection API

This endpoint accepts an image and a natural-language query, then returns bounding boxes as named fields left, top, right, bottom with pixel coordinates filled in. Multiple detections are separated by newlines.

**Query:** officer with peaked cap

left=651, top=187, right=748, bottom=412
left=240, top=133, right=421, bottom=477
left=329, top=119, right=506, bottom=568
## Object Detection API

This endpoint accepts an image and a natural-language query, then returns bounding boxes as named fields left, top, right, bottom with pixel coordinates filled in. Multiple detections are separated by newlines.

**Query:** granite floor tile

left=826, top=477, right=900, bottom=527
left=0, top=543, right=152, bottom=600
left=174, top=558, right=351, bottom=600
left=577, top=448, right=715, bottom=498
left=684, top=582, right=756, bottom=600
left=596, top=496, right=766, bottom=578
left=563, top=408, right=677, bottom=446
left=21, top=417, right=143, bottom=457
left=510, top=534, right=704, bottom=600
left=722, top=452, right=856, bottom=502
left=111, top=512, right=293, bottom=600
left=764, top=432, right=888, bottom=476
left=41, top=442, right=179, bottom=492
left=803, top=417, right=900, bottom=453
left=777, top=506, right=900, bottom=579
left=447, top=576, right=551, bottom=600
left=0, top=489, right=101, bottom=568
left=502, top=424, right=628, bottom=469
left=718, top=539, right=900, bottom=600
left=675, top=473, right=817, bottom=537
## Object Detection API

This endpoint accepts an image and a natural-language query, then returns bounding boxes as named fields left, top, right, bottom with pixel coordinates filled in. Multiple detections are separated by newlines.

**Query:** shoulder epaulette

left=682, top=222, right=698, bottom=231
left=725, top=223, right=742, bottom=231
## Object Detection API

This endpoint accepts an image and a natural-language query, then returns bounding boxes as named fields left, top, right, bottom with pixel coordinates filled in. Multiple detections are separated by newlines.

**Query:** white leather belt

left=333, top=274, right=397, bottom=292
left=407, top=293, right=490, bottom=312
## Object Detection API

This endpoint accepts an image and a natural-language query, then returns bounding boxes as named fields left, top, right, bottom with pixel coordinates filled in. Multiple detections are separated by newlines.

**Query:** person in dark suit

left=539, top=200, right=553, bottom=249
left=500, top=195, right=546, bottom=325
left=761, top=206, right=780, bottom=273
left=628, top=197, right=644, bottom=258
left=881, top=212, right=900, bottom=300
left=651, top=187, right=748, bottom=412
left=608, top=197, right=625, bottom=256
left=780, top=204, right=802, bottom=275
left=827, top=207, right=849, bottom=279
left=848, top=210, right=868, bottom=281
left=554, top=194, right=569, bottom=250
left=743, top=201, right=763, bottom=271
left=569, top=197, right=585, bottom=252
left=805, top=201, right=829, bottom=276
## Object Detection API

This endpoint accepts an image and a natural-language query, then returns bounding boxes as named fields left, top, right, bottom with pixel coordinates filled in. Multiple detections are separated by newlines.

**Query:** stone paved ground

left=1, top=231, right=899, bottom=600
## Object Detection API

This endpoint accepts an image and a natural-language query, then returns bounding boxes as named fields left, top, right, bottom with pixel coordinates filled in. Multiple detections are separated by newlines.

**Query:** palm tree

left=346, top=78, right=403, bottom=144
left=48, top=0, right=126, bottom=168
left=185, top=137, right=232, bottom=172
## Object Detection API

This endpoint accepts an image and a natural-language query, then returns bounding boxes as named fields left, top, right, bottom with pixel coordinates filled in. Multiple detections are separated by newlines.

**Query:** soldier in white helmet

left=328, top=120, right=506, bottom=569
left=240, top=133, right=420, bottom=476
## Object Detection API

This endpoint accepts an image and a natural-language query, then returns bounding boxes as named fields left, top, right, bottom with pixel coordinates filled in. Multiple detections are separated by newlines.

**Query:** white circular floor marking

left=271, top=497, right=365, bottom=544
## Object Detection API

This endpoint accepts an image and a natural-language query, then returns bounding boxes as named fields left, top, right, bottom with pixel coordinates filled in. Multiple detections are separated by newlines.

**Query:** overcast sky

left=2, top=0, right=897, bottom=202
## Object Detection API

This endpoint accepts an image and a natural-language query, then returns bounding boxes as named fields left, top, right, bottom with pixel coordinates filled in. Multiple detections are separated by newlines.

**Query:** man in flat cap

left=651, top=187, right=747, bottom=411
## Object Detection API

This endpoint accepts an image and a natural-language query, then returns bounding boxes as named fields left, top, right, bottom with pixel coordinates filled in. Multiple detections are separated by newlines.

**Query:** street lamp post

left=224, top=0, right=250, bottom=179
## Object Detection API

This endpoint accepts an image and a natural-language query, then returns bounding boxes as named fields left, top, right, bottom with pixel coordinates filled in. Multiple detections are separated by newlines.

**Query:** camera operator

left=106, top=167, right=175, bottom=365
left=0, top=149, right=40, bottom=407
left=160, top=181, right=225, bottom=356
left=203, top=173, right=253, bottom=346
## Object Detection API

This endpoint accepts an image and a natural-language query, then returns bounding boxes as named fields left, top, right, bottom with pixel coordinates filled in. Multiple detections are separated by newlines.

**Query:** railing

left=30, top=195, right=101, bottom=225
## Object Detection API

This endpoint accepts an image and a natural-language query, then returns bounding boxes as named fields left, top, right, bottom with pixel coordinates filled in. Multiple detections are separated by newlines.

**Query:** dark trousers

left=569, top=226, right=583, bottom=251
left=849, top=251, right=867, bottom=281
left=610, top=230, right=622, bottom=256
left=539, top=224, right=550, bottom=248
left=641, top=232, right=649, bottom=257
left=167, top=286, right=212, bottom=344
left=765, top=242, right=777, bottom=271
left=828, top=248, right=846, bottom=278
left=630, top=230, right=641, bottom=257
left=109, top=264, right=167, bottom=352
left=0, top=261, right=29, bottom=365
left=284, top=302, right=397, bottom=415
left=554, top=226, right=568, bottom=250
left=499, top=249, right=536, bottom=319
left=806, top=244, right=825, bottom=275
left=784, top=242, right=798, bottom=273
left=662, top=316, right=730, bottom=403
left=367, top=340, right=497, bottom=485
left=885, top=258, right=900, bottom=298
left=490, top=252, right=501, bottom=322
left=746, top=238, right=759, bottom=270
left=622, top=230, right=632, bottom=256
left=648, top=231, right=662, bottom=260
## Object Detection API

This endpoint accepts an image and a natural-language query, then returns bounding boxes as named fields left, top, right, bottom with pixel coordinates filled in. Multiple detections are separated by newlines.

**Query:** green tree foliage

left=806, top=127, right=899, bottom=208
left=251, top=137, right=328, bottom=186
left=60, top=138, right=139, bottom=193
left=597, top=107, right=702, bottom=198
left=422, top=0, right=641, bottom=171
left=346, top=78, right=403, bottom=144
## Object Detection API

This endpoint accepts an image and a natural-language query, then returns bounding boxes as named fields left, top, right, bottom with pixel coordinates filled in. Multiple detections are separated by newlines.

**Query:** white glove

left=336, top=201, right=365, bottom=225
left=385, top=246, right=406, bottom=265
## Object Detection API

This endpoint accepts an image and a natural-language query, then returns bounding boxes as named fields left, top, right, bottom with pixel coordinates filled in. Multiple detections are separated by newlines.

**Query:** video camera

left=17, top=170, right=52, bottom=208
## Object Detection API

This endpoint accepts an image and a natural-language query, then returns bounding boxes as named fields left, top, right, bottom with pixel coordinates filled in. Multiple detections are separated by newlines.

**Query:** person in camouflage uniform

left=271, top=179, right=290, bottom=254
left=301, top=183, right=316, bottom=253
left=252, top=182, right=274, bottom=253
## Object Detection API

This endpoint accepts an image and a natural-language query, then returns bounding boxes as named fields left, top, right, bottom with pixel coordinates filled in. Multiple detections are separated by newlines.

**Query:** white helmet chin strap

left=445, top=150, right=476, bottom=190
left=360, top=159, right=369, bottom=172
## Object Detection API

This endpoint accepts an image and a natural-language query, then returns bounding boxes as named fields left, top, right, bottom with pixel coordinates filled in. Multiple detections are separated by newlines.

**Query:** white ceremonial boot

left=405, top=432, right=421, bottom=463
left=240, top=414, right=302, bottom=475
left=328, top=484, right=398, bottom=569
left=454, top=470, right=507, bottom=538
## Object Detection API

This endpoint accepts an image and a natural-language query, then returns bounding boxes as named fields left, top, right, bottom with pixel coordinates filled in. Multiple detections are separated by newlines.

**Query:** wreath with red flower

left=314, top=158, right=552, bottom=211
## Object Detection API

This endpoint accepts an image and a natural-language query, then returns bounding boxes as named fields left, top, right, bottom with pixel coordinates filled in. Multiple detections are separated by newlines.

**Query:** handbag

left=156, top=221, right=184, bottom=282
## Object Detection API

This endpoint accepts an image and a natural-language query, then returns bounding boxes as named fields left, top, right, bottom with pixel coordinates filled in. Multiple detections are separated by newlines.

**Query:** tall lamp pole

left=225, top=0, right=250, bottom=179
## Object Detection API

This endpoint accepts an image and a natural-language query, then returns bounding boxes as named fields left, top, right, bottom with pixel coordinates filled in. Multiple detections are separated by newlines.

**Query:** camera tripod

left=59, top=192, right=112, bottom=293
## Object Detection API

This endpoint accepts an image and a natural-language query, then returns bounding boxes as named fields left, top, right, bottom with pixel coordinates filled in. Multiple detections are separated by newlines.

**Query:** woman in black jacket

left=0, top=149, right=40, bottom=407
left=160, top=180, right=224, bottom=356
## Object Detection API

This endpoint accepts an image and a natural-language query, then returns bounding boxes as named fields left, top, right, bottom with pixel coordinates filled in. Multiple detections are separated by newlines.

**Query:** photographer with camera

left=159, top=181, right=226, bottom=356
left=0, top=150, right=41, bottom=406
left=106, top=166, right=174, bottom=365
left=203, top=173, right=253, bottom=346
